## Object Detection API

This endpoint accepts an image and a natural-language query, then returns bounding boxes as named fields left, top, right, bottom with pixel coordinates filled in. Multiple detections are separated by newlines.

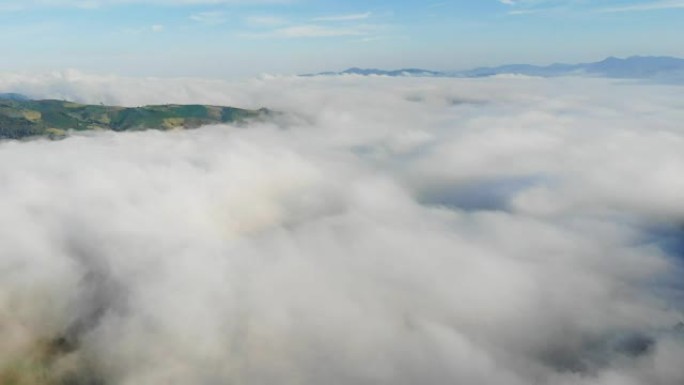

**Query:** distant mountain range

left=0, top=97, right=269, bottom=140
left=306, top=56, right=684, bottom=82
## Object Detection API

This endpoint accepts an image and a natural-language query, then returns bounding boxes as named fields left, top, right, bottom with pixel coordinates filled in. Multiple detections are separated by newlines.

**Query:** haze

left=1, top=1, right=684, bottom=384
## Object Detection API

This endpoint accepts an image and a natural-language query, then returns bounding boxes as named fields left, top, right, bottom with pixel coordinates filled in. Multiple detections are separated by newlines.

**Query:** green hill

left=0, top=99, right=269, bottom=140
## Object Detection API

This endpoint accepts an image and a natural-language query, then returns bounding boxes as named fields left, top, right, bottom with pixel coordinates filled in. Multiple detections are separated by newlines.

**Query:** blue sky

left=1, top=0, right=683, bottom=77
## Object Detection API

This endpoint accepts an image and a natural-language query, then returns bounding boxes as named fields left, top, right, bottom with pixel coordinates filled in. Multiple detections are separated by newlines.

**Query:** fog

left=0, top=73, right=683, bottom=384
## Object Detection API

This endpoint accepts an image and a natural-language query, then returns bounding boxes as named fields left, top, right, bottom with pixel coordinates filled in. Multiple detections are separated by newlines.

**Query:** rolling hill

left=0, top=98, right=269, bottom=140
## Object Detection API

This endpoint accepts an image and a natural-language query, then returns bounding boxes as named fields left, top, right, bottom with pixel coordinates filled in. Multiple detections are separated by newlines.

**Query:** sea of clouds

left=0, top=72, right=683, bottom=384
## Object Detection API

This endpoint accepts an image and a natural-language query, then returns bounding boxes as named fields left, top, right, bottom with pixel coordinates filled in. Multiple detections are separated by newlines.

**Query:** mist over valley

left=0, top=73, right=683, bottom=384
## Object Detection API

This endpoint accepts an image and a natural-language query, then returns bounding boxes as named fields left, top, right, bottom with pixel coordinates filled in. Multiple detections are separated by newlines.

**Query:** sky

left=1, top=0, right=684, bottom=78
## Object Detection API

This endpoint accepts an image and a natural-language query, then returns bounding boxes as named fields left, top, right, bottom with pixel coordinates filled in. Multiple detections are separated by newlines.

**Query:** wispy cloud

left=239, top=11, right=380, bottom=39
left=599, top=0, right=684, bottom=13
left=243, top=24, right=371, bottom=38
left=121, top=23, right=168, bottom=35
left=497, top=0, right=586, bottom=16
left=245, top=15, right=288, bottom=27
left=0, top=0, right=290, bottom=11
left=500, top=0, right=684, bottom=14
left=190, top=11, right=228, bottom=25
left=313, top=12, right=372, bottom=22
left=497, top=0, right=563, bottom=15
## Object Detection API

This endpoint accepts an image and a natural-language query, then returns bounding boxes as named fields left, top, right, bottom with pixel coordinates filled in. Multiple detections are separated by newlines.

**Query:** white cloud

left=499, top=0, right=684, bottom=14
left=243, top=24, right=372, bottom=38
left=0, top=0, right=292, bottom=10
left=313, top=12, right=372, bottom=22
left=0, top=73, right=683, bottom=384
left=599, top=0, right=684, bottom=12
left=244, top=15, right=288, bottom=27
left=190, top=11, right=227, bottom=25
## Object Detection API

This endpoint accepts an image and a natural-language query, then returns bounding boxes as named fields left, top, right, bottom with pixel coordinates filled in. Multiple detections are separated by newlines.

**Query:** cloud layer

left=0, top=73, right=683, bottom=384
